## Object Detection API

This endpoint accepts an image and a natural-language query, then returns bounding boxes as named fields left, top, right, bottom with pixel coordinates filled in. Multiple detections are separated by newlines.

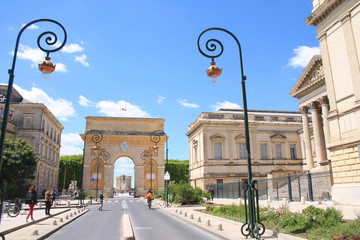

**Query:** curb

left=38, top=208, right=89, bottom=240
left=1, top=208, right=71, bottom=235
left=122, top=214, right=134, bottom=240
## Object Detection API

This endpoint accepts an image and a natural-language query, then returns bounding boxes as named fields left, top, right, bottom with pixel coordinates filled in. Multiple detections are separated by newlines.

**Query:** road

left=47, top=194, right=226, bottom=240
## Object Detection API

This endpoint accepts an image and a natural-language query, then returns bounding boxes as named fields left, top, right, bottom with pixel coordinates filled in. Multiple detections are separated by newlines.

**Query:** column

left=299, top=106, right=314, bottom=169
left=319, top=96, right=330, bottom=159
left=308, top=102, right=327, bottom=163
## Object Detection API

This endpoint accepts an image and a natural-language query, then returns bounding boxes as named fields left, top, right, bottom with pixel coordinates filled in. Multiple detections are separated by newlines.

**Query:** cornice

left=305, top=0, right=346, bottom=26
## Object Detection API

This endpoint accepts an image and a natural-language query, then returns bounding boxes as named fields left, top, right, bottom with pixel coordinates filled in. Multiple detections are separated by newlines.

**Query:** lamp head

left=206, top=61, right=222, bottom=83
left=38, top=56, right=56, bottom=79
left=93, top=145, right=99, bottom=154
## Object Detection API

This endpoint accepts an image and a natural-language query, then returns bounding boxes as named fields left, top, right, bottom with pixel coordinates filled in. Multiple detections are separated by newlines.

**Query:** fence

left=206, top=171, right=332, bottom=202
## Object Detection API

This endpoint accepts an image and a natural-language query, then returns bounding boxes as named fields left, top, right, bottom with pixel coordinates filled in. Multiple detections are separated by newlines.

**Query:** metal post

left=287, top=173, right=293, bottom=202
left=298, top=176, right=301, bottom=201
left=307, top=171, right=314, bottom=201
left=198, top=28, right=265, bottom=238
left=0, top=19, right=66, bottom=223
left=276, top=182, right=279, bottom=201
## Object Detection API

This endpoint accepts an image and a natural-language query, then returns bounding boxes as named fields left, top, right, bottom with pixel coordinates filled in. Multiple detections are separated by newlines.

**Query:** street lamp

left=140, top=132, right=161, bottom=191
left=197, top=27, right=265, bottom=239
left=152, top=130, right=170, bottom=207
left=0, top=19, right=66, bottom=220
left=80, top=129, right=103, bottom=206
left=93, top=145, right=110, bottom=201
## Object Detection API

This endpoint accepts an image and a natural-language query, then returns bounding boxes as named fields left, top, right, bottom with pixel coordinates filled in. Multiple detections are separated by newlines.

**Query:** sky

left=0, top=1, right=320, bottom=187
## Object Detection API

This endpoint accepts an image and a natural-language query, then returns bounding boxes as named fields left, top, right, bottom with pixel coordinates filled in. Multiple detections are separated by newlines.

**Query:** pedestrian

left=51, top=189, right=56, bottom=205
left=42, top=189, right=46, bottom=199
left=98, top=193, right=104, bottom=211
left=45, top=188, right=53, bottom=215
left=25, top=185, right=37, bottom=222
left=210, top=188, right=215, bottom=201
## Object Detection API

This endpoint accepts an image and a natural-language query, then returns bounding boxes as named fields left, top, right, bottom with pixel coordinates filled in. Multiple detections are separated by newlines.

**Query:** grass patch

left=204, top=205, right=360, bottom=240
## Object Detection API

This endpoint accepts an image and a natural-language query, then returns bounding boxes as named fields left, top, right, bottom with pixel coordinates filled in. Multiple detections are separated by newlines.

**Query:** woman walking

left=45, top=188, right=53, bottom=215
left=25, top=185, right=37, bottom=222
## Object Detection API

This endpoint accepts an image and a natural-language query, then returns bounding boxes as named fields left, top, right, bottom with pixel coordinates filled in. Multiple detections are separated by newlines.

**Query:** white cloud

left=75, top=54, right=90, bottom=67
left=288, top=46, right=320, bottom=68
left=78, top=95, right=96, bottom=107
left=60, top=145, right=83, bottom=156
left=14, top=84, right=75, bottom=121
left=22, top=23, right=39, bottom=30
left=60, top=133, right=84, bottom=156
left=157, top=95, right=165, bottom=104
left=96, top=100, right=151, bottom=118
left=176, top=98, right=200, bottom=108
left=212, top=101, right=241, bottom=111
left=15, top=44, right=45, bottom=67
left=55, top=63, right=67, bottom=73
left=62, top=43, right=84, bottom=53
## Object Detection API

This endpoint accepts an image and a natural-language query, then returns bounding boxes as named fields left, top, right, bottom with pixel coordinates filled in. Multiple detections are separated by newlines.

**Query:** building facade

left=0, top=85, right=63, bottom=196
left=291, top=0, right=360, bottom=205
left=116, top=175, right=132, bottom=192
left=187, top=109, right=305, bottom=190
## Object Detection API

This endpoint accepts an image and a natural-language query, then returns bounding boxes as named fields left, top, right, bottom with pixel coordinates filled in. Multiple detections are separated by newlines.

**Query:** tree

left=0, top=138, right=38, bottom=199
left=166, top=159, right=189, bottom=184
left=58, top=155, right=83, bottom=191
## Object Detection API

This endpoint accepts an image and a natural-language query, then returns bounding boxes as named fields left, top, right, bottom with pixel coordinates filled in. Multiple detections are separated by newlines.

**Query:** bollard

left=53, top=201, right=57, bottom=207
left=190, top=214, right=194, bottom=219
left=265, top=200, right=270, bottom=208
left=283, top=198, right=288, bottom=206
left=301, top=196, right=306, bottom=204
left=179, top=210, right=182, bottom=215
left=70, top=213, right=73, bottom=217
left=74, top=211, right=77, bottom=215
left=32, top=229, right=39, bottom=235
left=67, top=201, right=71, bottom=207
left=197, top=216, right=201, bottom=222
left=175, top=209, right=178, bottom=213
left=184, top=212, right=187, bottom=217
left=206, top=219, right=211, bottom=226
left=65, top=215, right=69, bottom=219
left=59, top=218, right=63, bottom=222
left=52, top=220, right=57, bottom=226
left=268, top=196, right=272, bottom=203
left=217, top=223, right=223, bottom=230
left=78, top=209, right=80, bottom=213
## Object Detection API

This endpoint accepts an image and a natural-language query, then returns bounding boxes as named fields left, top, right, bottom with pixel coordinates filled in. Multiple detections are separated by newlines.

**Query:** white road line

left=133, top=227, right=152, bottom=230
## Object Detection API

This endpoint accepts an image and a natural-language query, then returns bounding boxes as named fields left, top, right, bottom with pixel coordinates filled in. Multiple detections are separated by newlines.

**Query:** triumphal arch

left=81, top=117, right=167, bottom=197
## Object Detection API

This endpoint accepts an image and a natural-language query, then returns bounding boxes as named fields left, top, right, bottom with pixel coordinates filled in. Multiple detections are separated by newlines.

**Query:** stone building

left=116, top=175, right=132, bottom=192
left=187, top=109, right=305, bottom=190
left=290, top=0, right=360, bottom=205
left=0, top=85, right=63, bottom=196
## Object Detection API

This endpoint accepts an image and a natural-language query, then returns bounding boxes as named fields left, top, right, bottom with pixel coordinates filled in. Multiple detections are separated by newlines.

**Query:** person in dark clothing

left=45, top=188, right=53, bottom=215
left=26, top=185, right=38, bottom=222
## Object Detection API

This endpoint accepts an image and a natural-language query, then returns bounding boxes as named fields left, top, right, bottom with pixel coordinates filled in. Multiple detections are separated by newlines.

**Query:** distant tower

left=116, top=175, right=132, bottom=192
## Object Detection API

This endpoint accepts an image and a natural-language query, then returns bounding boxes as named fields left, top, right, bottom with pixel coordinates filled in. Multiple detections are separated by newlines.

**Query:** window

left=216, top=179, right=223, bottom=191
left=260, top=143, right=268, bottom=159
left=239, top=143, right=246, bottom=159
left=290, top=144, right=297, bottom=159
left=271, top=116, right=279, bottom=121
left=276, top=144, right=283, bottom=159
left=255, top=116, right=265, bottom=121
left=214, top=143, right=222, bottom=160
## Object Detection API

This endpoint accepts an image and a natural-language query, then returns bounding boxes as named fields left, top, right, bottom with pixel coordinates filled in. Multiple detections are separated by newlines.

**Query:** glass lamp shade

left=206, top=63, right=222, bottom=83
left=38, top=57, right=56, bottom=79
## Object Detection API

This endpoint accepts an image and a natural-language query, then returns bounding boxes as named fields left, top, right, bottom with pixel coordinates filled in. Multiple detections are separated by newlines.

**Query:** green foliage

left=58, top=155, right=83, bottom=190
left=0, top=138, right=38, bottom=199
left=168, top=182, right=205, bottom=205
left=166, top=159, right=189, bottom=184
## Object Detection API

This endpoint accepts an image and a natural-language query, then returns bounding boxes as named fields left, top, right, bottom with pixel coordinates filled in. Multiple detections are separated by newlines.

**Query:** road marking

left=129, top=200, right=133, bottom=202
left=122, top=201, right=128, bottom=209
left=136, top=200, right=140, bottom=202
left=115, top=200, right=119, bottom=202
left=134, top=227, right=152, bottom=230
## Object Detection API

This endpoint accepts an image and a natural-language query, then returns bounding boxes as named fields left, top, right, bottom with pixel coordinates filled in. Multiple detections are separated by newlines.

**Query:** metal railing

left=206, top=171, right=332, bottom=202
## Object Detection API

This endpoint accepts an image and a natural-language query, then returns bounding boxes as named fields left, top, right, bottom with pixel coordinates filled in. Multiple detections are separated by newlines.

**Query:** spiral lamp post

left=197, top=27, right=264, bottom=239
left=152, top=130, right=169, bottom=207
left=93, top=146, right=110, bottom=201
left=0, top=19, right=66, bottom=223
left=80, top=130, right=102, bottom=206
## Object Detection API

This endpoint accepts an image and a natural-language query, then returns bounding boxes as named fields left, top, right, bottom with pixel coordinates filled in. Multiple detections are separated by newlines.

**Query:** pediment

left=270, top=134, right=286, bottom=140
left=235, top=134, right=246, bottom=141
left=289, top=55, right=325, bottom=99
left=210, top=134, right=225, bottom=141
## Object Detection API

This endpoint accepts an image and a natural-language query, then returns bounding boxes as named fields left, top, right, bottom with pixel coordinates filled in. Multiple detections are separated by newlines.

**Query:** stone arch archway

left=81, top=117, right=167, bottom=197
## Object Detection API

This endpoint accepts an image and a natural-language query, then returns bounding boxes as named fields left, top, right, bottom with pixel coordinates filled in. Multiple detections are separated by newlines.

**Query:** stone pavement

left=151, top=200, right=306, bottom=240
left=0, top=200, right=89, bottom=240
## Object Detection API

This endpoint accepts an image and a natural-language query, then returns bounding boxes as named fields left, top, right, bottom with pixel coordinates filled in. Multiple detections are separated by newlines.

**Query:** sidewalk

left=151, top=199, right=306, bottom=240
left=0, top=201, right=89, bottom=240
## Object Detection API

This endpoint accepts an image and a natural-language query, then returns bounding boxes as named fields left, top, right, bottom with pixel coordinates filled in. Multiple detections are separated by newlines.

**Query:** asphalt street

left=47, top=194, right=226, bottom=240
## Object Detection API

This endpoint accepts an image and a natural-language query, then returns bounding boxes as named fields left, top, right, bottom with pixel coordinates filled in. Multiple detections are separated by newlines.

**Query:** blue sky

left=0, top=1, right=320, bottom=186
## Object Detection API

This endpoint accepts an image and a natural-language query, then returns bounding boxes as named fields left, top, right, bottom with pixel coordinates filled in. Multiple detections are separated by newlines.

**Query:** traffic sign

left=90, top=177, right=94, bottom=182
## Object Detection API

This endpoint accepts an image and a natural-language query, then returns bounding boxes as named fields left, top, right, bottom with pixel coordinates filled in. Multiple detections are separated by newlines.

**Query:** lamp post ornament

left=0, top=19, right=66, bottom=226
left=198, top=27, right=265, bottom=239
